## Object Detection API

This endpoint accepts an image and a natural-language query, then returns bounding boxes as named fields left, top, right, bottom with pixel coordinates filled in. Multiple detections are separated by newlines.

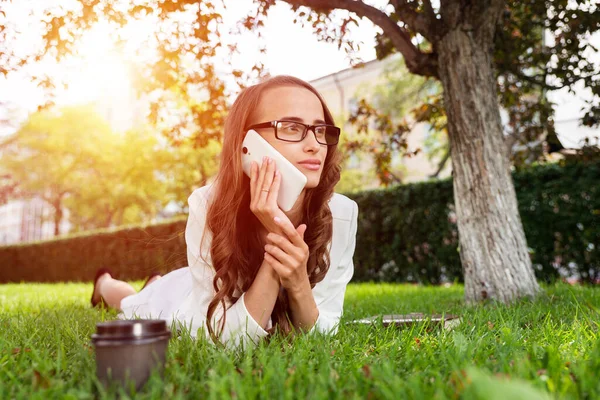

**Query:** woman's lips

left=298, top=163, right=320, bottom=171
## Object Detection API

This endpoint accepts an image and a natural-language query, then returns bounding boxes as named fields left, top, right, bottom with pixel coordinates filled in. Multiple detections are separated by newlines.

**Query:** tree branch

left=388, top=169, right=403, bottom=184
left=503, top=67, right=596, bottom=91
left=475, top=0, right=506, bottom=44
left=429, top=148, right=450, bottom=178
left=422, top=0, right=436, bottom=22
left=390, top=0, right=439, bottom=41
left=279, top=0, right=438, bottom=77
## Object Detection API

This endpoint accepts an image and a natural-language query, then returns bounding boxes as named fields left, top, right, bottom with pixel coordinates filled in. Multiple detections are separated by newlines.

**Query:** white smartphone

left=241, top=129, right=307, bottom=211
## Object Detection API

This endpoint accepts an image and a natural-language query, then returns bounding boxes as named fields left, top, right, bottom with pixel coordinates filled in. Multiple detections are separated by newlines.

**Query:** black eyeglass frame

left=245, top=120, right=341, bottom=146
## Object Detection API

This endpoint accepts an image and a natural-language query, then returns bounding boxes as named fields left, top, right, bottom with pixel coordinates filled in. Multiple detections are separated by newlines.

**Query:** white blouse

left=119, top=184, right=358, bottom=349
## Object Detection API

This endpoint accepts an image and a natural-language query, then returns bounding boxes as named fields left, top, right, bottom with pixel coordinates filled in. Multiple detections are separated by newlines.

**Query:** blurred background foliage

left=0, top=0, right=598, bottom=239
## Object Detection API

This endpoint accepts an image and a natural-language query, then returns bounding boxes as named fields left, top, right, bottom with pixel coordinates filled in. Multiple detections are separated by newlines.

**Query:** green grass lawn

left=1, top=282, right=599, bottom=399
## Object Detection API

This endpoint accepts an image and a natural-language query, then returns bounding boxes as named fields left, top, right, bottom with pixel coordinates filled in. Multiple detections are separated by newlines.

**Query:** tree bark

left=437, top=28, right=540, bottom=303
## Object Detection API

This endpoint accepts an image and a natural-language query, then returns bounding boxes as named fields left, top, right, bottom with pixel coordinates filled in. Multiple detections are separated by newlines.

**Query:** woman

left=90, top=75, right=359, bottom=349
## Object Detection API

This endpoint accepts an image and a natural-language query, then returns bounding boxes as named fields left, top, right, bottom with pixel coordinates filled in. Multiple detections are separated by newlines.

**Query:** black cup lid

left=92, top=319, right=170, bottom=340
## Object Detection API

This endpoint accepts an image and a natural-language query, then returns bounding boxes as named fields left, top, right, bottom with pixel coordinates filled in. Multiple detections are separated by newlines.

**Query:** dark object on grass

left=348, top=313, right=461, bottom=330
left=91, top=319, right=171, bottom=391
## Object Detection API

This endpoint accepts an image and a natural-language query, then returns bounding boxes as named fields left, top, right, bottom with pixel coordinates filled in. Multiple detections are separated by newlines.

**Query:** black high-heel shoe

left=91, top=268, right=113, bottom=308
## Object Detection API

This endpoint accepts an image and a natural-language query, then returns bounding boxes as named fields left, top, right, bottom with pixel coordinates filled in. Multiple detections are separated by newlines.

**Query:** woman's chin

left=304, top=177, right=321, bottom=189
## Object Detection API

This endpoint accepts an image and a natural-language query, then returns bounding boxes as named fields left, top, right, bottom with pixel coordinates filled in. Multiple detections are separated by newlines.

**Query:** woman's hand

left=249, top=156, right=292, bottom=235
left=263, top=216, right=310, bottom=294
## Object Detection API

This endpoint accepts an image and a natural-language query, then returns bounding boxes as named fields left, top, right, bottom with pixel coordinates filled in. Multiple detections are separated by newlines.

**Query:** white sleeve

left=308, top=200, right=358, bottom=335
left=185, top=188, right=269, bottom=349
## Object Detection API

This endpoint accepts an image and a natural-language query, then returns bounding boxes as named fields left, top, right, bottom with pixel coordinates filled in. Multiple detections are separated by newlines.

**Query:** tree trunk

left=52, top=199, right=62, bottom=236
left=103, top=207, right=114, bottom=228
left=437, top=28, right=540, bottom=303
left=199, top=163, right=208, bottom=187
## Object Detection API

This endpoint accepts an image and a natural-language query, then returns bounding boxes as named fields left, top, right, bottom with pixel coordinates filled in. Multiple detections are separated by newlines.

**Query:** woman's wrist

left=244, top=260, right=282, bottom=329
left=260, top=259, right=281, bottom=285
left=286, top=279, right=319, bottom=331
left=286, top=277, right=312, bottom=299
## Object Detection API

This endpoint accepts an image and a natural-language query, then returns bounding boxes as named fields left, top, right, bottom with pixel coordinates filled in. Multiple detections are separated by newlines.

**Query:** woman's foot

left=141, top=273, right=162, bottom=290
left=91, top=268, right=113, bottom=308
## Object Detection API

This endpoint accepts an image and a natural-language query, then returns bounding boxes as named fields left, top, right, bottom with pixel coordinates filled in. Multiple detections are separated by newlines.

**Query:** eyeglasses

left=245, top=120, right=341, bottom=146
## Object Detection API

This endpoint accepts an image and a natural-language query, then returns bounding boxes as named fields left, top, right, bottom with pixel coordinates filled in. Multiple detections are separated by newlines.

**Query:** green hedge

left=350, top=177, right=458, bottom=284
left=349, top=159, right=600, bottom=284
left=515, top=160, right=599, bottom=283
left=0, top=218, right=188, bottom=283
left=0, top=160, right=598, bottom=284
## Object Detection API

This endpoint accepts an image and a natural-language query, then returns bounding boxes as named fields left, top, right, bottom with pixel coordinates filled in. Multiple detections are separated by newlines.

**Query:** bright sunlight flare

left=56, top=18, right=156, bottom=131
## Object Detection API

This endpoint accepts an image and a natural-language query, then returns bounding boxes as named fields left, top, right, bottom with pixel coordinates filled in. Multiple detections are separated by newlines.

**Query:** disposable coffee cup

left=91, top=319, right=171, bottom=390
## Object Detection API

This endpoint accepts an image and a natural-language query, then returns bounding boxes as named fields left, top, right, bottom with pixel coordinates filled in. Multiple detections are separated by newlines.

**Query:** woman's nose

left=303, top=129, right=321, bottom=149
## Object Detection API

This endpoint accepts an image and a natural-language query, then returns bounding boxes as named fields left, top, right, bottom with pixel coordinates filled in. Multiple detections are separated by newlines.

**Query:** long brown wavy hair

left=198, top=76, right=343, bottom=345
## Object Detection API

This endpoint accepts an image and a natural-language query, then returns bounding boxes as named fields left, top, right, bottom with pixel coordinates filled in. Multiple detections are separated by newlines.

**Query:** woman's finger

left=264, top=243, right=296, bottom=267
left=266, top=233, right=307, bottom=264
left=267, top=169, right=280, bottom=205
left=274, top=216, right=304, bottom=248
left=249, top=161, right=257, bottom=200
left=266, top=232, right=297, bottom=255
left=260, top=157, right=275, bottom=202
left=255, top=157, right=268, bottom=203
left=264, top=252, right=287, bottom=277
left=296, top=224, right=307, bottom=240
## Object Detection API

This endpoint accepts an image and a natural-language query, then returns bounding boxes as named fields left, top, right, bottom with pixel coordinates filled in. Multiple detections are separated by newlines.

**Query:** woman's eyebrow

left=280, top=116, right=327, bottom=124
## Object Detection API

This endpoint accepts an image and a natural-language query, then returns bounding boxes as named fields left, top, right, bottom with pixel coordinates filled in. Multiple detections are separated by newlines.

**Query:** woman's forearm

left=287, top=279, right=319, bottom=332
left=243, top=260, right=281, bottom=329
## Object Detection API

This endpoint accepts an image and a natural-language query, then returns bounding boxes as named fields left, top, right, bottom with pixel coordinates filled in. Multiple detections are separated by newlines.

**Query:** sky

left=220, top=1, right=379, bottom=81
left=0, top=0, right=378, bottom=134
left=0, top=0, right=598, bottom=148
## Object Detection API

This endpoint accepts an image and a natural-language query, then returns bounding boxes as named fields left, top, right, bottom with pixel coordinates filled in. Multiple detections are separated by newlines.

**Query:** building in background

left=310, top=56, right=451, bottom=188
left=310, top=57, right=599, bottom=190
left=0, top=198, right=70, bottom=244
